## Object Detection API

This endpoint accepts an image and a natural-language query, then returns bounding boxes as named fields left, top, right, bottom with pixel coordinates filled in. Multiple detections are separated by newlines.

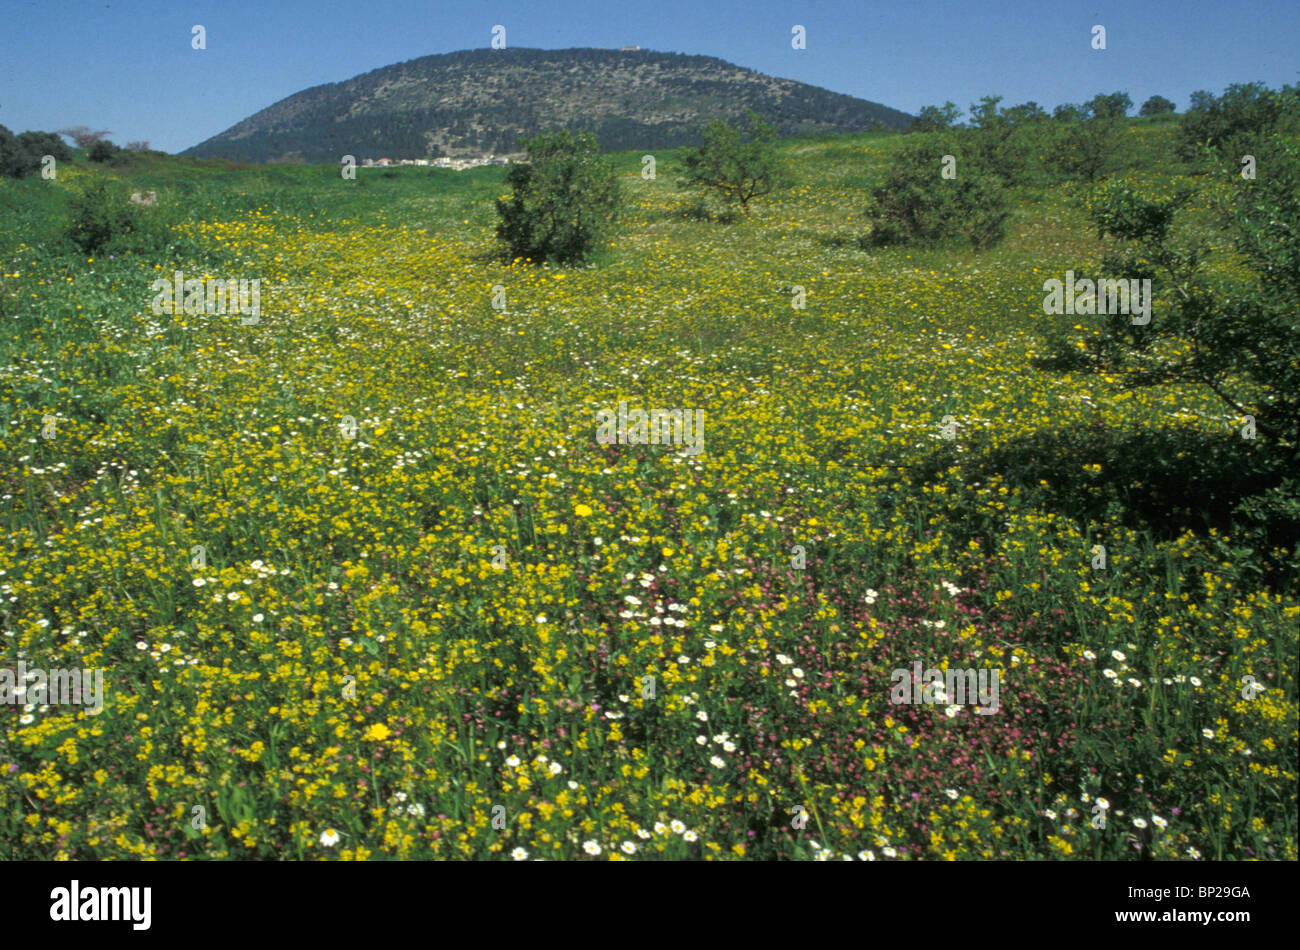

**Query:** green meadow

left=0, top=121, right=1295, bottom=860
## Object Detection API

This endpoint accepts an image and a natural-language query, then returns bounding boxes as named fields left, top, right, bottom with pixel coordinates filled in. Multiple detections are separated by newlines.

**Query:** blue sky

left=1, top=0, right=1296, bottom=153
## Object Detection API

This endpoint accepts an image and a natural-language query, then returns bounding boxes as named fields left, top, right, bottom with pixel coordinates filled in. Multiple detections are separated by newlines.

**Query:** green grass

left=0, top=121, right=1295, bottom=861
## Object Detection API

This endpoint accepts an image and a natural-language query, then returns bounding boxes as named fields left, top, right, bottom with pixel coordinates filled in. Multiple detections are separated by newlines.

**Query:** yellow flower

left=363, top=723, right=391, bottom=741
left=574, top=504, right=593, bottom=517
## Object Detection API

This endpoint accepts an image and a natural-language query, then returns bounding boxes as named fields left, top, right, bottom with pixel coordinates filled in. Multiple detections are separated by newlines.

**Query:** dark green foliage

left=1056, top=139, right=1300, bottom=463
left=865, top=138, right=1009, bottom=250
left=965, top=96, right=1036, bottom=184
left=1177, top=82, right=1300, bottom=164
left=1043, top=112, right=1124, bottom=182
left=494, top=129, right=621, bottom=265
left=908, top=102, right=963, bottom=133
left=1087, top=91, right=1133, bottom=120
left=88, top=139, right=122, bottom=164
left=1139, top=95, right=1177, bottom=116
left=0, top=126, right=72, bottom=178
left=679, top=111, right=790, bottom=214
left=65, top=178, right=142, bottom=254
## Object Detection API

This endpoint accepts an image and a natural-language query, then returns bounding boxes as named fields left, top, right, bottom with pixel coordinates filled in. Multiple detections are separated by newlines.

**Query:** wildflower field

left=1, top=125, right=1296, bottom=861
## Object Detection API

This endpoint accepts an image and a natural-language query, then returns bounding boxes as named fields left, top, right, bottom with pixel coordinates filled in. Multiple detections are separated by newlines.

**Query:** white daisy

left=582, top=840, right=601, bottom=855
left=511, top=847, right=529, bottom=860
left=319, top=828, right=340, bottom=847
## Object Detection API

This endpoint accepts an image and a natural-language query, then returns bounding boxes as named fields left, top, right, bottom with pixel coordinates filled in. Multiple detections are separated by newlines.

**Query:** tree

left=125, top=141, right=151, bottom=152
left=1087, top=91, right=1133, bottom=120
left=908, top=102, right=963, bottom=133
left=1061, top=140, right=1300, bottom=461
left=865, top=138, right=1009, bottom=250
left=494, top=128, right=621, bottom=265
left=1139, top=95, right=1177, bottom=116
left=965, top=95, right=1033, bottom=183
left=680, top=111, right=789, bottom=215
left=1052, top=103, right=1087, bottom=122
left=0, top=127, right=72, bottom=177
left=1177, top=82, right=1300, bottom=163
left=1044, top=103, right=1126, bottom=182
left=57, top=126, right=113, bottom=148
left=88, top=139, right=121, bottom=163
left=1002, top=101, right=1047, bottom=125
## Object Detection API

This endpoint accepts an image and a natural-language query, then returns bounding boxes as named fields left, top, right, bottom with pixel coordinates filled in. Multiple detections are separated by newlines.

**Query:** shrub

left=1178, top=82, right=1300, bottom=164
left=66, top=178, right=141, bottom=254
left=1058, top=138, right=1300, bottom=462
left=1139, top=95, right=1177, bottom=116
left=908, top=102, right=963, bottom=133
left=865, top=138, right=1009, bottom=250
left=965, top=95, right=1037, bottom=184
left=0, top=126, right=72, bottom=178
left=1087, top=91, right=1133, bottom=120
left=1043, top=114, right=1124, bottom=182
left=494, top=129, right=621, bottom=265
left=679, top=111, right=790, bottom=215
left=88, top=139, right=121, bottom=164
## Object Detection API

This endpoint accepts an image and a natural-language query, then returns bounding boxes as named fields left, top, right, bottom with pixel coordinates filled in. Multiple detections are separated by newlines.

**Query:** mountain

left=181, top=47, right=913, bottom=163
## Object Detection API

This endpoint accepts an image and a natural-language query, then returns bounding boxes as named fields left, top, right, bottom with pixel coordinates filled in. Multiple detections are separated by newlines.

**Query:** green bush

left=907, top=102, right=963, bottom=133
left=965, top=96, right=1037, bottom=184
left=679, top=111, right=790, bottom=215
left=1062, top=137, right=1300, bottom=462
left=494, top=129, right=621, bottom=265
left=1177, top=82, right=1300, bottom=165
left=1139, top=95, right=1177, bottom=117
left=0, top=126, right=72, bottom=178
left=1043, top=114, right=1125, bottom=183
left=65, top=178, right=142, bottom=254
left=88, top=139, right=122, bottom=164
left=865, top=138, right=1009, bottom=249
